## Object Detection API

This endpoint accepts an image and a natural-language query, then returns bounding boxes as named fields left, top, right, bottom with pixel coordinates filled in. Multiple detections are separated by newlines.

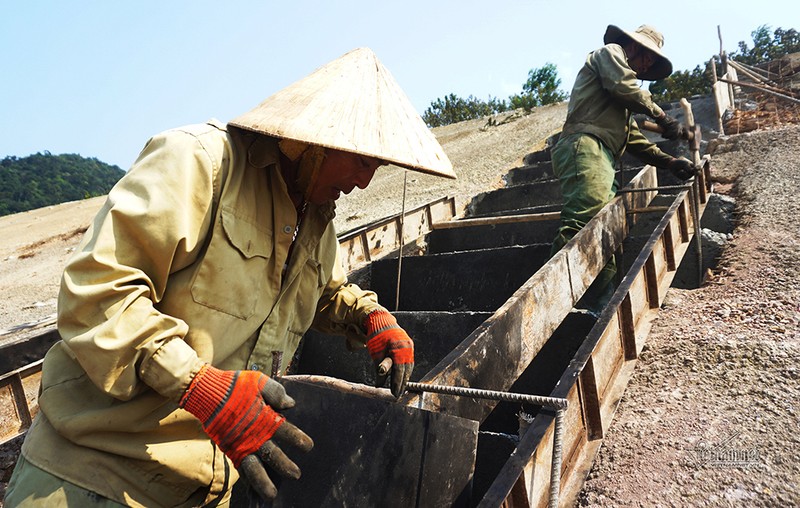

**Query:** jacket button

left=283, top=225, right=293, bottom=234
left=250, top=364, right=260, bottom=371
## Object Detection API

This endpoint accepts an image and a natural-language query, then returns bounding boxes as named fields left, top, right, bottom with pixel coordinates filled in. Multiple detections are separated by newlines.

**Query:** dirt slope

left=579, top=126, right=800, bottom=507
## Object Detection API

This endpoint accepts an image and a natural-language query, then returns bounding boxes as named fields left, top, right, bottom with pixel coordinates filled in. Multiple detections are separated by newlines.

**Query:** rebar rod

left=406, top=382, right=568, bottom=409
left=550, top=408, right=566, bottom=508
left=406, top=381, right=567, bottom=508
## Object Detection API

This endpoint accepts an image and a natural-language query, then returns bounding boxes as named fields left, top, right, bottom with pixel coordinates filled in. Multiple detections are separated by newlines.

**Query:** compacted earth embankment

left=579, top=125, right=800, bottom=507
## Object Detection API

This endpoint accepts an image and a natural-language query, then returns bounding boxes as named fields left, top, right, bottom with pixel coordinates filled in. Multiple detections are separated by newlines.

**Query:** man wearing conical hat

left=549, top=25, right=696, bottom=313
left=5, top=48, right=454, bottom=507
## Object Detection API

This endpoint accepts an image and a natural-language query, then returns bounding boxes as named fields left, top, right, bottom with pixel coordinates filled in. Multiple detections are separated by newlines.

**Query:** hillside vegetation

left=0, top=152, right=124, bottom=216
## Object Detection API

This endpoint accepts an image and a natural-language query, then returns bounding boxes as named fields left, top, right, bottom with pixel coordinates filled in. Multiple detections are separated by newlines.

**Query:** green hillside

left=0, top=152, right=124, bottom=217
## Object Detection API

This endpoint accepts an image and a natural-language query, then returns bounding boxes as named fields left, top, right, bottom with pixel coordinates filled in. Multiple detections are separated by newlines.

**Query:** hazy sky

left=1, top=1, right=794, bottom=169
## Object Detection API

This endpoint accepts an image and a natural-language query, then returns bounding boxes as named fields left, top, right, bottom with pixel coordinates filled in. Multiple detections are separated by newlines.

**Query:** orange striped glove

left=180, top=364, right=313, bottom=501
left=364, top=310, right=414, bottom=397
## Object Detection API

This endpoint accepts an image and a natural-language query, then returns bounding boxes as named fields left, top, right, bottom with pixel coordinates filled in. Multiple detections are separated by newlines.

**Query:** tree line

left=0, top=152, right=123, bottom=217
left=424, top=25, right=799, bottom=127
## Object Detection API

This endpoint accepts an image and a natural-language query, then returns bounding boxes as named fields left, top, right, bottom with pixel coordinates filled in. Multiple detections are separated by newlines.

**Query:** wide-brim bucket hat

left=229, top=47, right=455, bottom=179
left=604, top=24, right=673, bottom=81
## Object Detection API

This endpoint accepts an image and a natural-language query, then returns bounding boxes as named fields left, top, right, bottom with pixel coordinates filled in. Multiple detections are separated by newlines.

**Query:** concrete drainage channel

left=1, top=147, right=713, bottom=507
left=284, top=147, right=713, bottom=506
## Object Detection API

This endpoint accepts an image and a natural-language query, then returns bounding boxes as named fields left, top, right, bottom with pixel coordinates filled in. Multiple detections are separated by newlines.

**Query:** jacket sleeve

left=626, top=118, right=675, bottom=168
left=310, top=241, right=383, bottom=348
left=592, top=44, right=665, bottom=119
left=57, top=126, right=224, bottom=401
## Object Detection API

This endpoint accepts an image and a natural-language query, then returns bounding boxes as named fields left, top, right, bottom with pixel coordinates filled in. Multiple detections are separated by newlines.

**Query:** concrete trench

left=282, top=147, right=717, bottom=506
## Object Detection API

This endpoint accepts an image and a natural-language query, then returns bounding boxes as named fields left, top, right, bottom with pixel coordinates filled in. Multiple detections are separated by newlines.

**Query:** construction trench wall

left=1, top=125, right=722, bottom=507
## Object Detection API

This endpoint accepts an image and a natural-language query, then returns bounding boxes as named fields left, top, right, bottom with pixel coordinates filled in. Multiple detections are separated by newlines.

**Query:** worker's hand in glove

left=655, top=113, right=686, bottom=140
left=668, top=157, right=697, bottom=180
left=179, top=364, right=313, bottom=501
left=364, top=309, right=414, bottom=397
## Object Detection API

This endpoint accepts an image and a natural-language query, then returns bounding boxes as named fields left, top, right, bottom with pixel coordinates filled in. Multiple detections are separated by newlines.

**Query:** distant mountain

left=0, top=152, right=124, bottom=216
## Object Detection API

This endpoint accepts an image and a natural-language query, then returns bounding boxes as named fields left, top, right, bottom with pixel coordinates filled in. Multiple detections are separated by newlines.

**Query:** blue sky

left=1, top=1, right=794, bottom=169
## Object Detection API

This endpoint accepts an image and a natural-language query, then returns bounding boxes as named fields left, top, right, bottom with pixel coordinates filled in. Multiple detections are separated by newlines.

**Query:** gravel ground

left=578, top=125, right=800, bottom=507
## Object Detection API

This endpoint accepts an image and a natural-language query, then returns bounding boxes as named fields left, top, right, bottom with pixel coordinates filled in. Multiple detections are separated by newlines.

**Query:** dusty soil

left=578, top=126, right=800, bottom=507
left=2, top=103, right=798, bottom=506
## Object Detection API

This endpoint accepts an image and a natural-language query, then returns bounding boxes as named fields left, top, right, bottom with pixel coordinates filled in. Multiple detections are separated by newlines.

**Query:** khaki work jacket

left=21, top=120, right=382, bottom=507
left=560, top=43, right=674, bottom=168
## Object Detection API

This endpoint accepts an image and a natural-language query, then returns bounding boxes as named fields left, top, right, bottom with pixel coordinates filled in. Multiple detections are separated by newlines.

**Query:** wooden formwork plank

left=339, top=234, right=369, bottom=272
left=0, top=376, right=28, bottom=440
left=337, top=196, right=456, bottom=273
left=667, top=210, right=684, bottom=254
left=663, top=219, right=677, bottom=271
left=0, top=361, right=42, bottom=446
left=428, top=195, right=458, bottom=224
left=619, top=295, right=638, bottom=361
left=367, top=220, right=400, bottom=259
left=621, top=167, right=658, bottom=228
left=644, top=253, right=660, bottom=308
left=592, top=315, right=624, bottom=399
left=560, top=383, right=589, bottom=478
left=578, top=357, right=604, bottom=440
left=557, top=381, right=609, bottom=508
left=677, top=199, right=690, bottom=242
left=627, top=269, right=650, bottom=336
left=527, top=415, right=554, bottom=508
left=651, top=235, right=673, bottom=300
left=270, top=376, right=478, bottom=507
left=399, top=206, right=432, bottom=245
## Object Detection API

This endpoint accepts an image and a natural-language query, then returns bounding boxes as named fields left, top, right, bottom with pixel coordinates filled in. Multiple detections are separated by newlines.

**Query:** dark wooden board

left=259, top=376, right=479, bottom=508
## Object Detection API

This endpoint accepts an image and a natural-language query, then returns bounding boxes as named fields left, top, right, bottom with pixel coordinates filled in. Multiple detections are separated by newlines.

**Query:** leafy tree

left=0, top=153, right=123, bottom=216
left=423, top=93, right=509, bottom=128
left=509, top=63, right=568, bottom=112
left=423, top=63, right=568, bottom=127
left=649, top=24, right=798, bottom=102
left=733, top=25, right=800, bottom=65
left=648, top=65, right=714, bottom=103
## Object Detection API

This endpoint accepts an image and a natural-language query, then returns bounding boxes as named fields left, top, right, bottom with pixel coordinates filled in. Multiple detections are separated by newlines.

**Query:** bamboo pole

left=727, top=59, right=780, bottom=88
left=718, top=78, right=800, bottom=105
left=708, top=57, right=727, bottom=135
left=735, top=59, right=782, bottom=80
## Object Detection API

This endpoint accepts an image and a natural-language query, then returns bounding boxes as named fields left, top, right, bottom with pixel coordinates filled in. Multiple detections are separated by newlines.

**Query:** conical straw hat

left=229, top=47, right=455, bottom=179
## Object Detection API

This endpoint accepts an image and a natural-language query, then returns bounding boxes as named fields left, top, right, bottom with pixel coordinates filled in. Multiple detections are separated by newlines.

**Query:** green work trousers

left=4, top=454, right=127, bottom=507
left=4, top=454, right=232, bottom=507
left=550, top=133, right=618, bottom=309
